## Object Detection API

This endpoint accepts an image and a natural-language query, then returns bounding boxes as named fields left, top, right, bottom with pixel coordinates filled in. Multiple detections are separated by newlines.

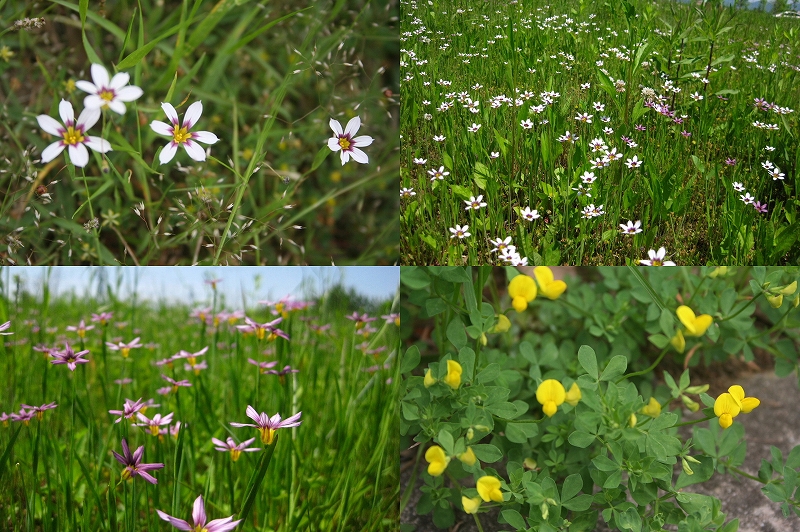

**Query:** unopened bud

left=540, top=502, right=549, bottom=520
left=628, top=413, right=637, bottom=427
left=523, top=458, right=537, bottom=470
left=467, top=427, right=474, bottom=440
left=779, top=281, right=797, bottom=296
left=490, top=314, right=511, bottom=333
left=480, top=333, right=487, bottom=346
left=766, top=293, right=783, bottom=308
left=685, top=384, right=709, bottom=395
left=681, top=457, right=694, bottom=476
left=685, top=455, right=701, bottom=464
left=681, top=395, right=700, bottom=412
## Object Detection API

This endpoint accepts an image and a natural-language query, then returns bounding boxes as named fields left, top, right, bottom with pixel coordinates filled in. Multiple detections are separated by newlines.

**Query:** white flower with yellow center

left=327, top=116, right=373, bottom=165
left=36, top=100, right=111, bottom=168
left=150, top=101, right=219, bottom=165
left=76, top=64, right=143, bottom=115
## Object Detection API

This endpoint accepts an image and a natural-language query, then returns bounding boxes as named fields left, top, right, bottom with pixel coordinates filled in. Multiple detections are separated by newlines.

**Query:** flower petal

left=327, top=137, right=341, bottom=151
left=352, top=135, right=373, bottom=147
left=349, top=147, right=368, bottom=164
left=84, top=94, right=106, bottom=110
left=192, top=130, right=218, bottom=145
left=329, top=118, right=343, bottom=136
left=150, top=120, right=173, bottom=137
left=137, top=470, right=159, bottom=484
left=107, top=100, right=127, bottom=115
left=68, top=143, right=89, bottom=167
left=91, top=64, right=110, bottom=89
left=109, top=71, right=130, bottom=90
left=41, top=141, right=65, bottom=163
left=339, top=150, right=349, bottom=165
left=183, top=101, right=203, bottom=129
left=85, top=136, right=112, bottom=154
left=245, top=405, right=261, bottom=424
left=159, top=142, right=178, bottom=165
left=155, top=510, right=192, bottom=531
left=161, top=102, right=180, bottom=126
left=59, top=100, right=75, bottom=125
left=115, top=85, right=143, bottom=102
left=37, top=115, right=64, bottom=136
left=77, top=107, right=101, bottom=131
left=75, top=80, right=98, bottom=94
left=343, top=116, right=361, bottom=137
left=206, top=517, right=242, bottom=532
left=192, top=495, right=207, bottom=527
left=182, top=140, right=206, bottom=162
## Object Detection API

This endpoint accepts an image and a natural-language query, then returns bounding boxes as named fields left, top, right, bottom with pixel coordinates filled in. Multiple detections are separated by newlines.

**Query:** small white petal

left=352, top=135, right=373, bottom=147
left=109, top=72, right=130, bottom=90
left=115, top=86, right=143, bottom=102
left=327, top=137, right=341, bottom=151
left=77, top=107, right=101, bottom=131
left=183, top=139, right=206, bottom=161
left=159, top=142, right=178, bottom=165
left=343, top=116, right=361, bottom=137
left=84, top=94, right=106, bottom=110
left=191, top=130, right=218, bottom=145
left=85, top=136, right=112, bottom=153
left=107, top=100, right=127, bottom=115
left=339, top=150, right=350, bottom=165
left=329, top=118, right=343, bottom=136
left=69, top=143, right=89, bottom=167
left=161, top=102, right=179, bottom=125
left=150, top=120, right=173, bottom=136
left=349, top=147, right=369, bottom=164
left=41, top=141, right=65, bottom=163
left=75, top=80, right=98, bottom=94
left=59, top=100, right=75, bottom=125
left=182, top=101, right=203, bottom=129
left=37, top=115, right=64, bottom=136
left=91, top=64, right=110, bottom=89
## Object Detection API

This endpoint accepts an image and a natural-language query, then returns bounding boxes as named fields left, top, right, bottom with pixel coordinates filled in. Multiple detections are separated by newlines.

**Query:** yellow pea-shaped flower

left=564, top=382, right=582, bottom=407
left=536, top=379, right=566, bottom=417
left=443, top=360, right=462, bottom=389
left=423, top=369, right=436, bottom=388
left=714, top=392, right=741, bottom=429
left=641, top=397, right=661, bottom=418
left=424, top=445, right=450, bottom=476
left=462, top=496, right=481, bottom=514
left=457, top=446, right=477, bottom=466
left=676, top=306, right=713, bottom=337
left=670, top=329, right=685, bottom=353
left=476, top=476, right=503, bottom=503
left=508, top=274, right=537, bottom=312
left=727, top=385, right=760, bottom=413
left=533, top=267, right=567, bottom=300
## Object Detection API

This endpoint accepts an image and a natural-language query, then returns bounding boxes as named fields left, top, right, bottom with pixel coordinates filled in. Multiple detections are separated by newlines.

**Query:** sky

left=2, top=267, right=399, bottom=307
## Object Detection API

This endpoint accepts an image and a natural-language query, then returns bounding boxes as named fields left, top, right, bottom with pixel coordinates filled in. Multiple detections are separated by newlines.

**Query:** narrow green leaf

left=239, top=438, right=279, bottom=524
left=0, top=425, right=22, bottom=480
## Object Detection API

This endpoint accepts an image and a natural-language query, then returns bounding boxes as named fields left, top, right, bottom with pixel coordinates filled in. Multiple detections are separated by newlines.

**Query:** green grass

left=0, top=0, right=399, bottom=265
left=400, top=0, right=800, bottom=265
left=0, top=268, right=400, bottom=531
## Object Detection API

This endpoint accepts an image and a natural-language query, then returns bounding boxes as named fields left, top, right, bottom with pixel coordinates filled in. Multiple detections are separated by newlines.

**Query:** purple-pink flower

left=211, top=436, right=260, bottom=461
left=106, top=337, right=142, bottom=358
left=66, top=319, right=95, bottom=338
left=112, top=439, right=164, bottom=484
left=230, top=406, right=302, bottom=445
left=156, top=495, right=241, bottom=532
left=162, top=375, right=192, bottom=393
left=108, top=398, right=145, bottom=423
left=20, top=402, right=58, bottom=421
left=0, top=321, right=13, bottom=335
left=136, top=412, right=174, bottom=436
left=50, top=343, right=90, bottom=371
left=236, top=317, right=289, bottom=341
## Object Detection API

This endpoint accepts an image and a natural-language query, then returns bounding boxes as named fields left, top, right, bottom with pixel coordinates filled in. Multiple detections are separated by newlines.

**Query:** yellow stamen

left=172, top=126, right=191, bottom=144
left=121, top=347, right=130, bottom=358
left=230, top=449, right=241, bottom=462
left=259, top=427, right=276, bottom=445
left=63, top=126, right=85, bottom=146
left=99, top=89, right=115, bottom=102
left=149, top=425, right=159, bottom=436
left=338, top=137, right=351, bottom=150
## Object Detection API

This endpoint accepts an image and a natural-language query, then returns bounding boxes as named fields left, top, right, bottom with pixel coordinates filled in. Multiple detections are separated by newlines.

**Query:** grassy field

left=0, top=268, right=399, bottom=531
left=0, top=0, right=399, bottom=265
left=400, top=0, right=800, bottom=265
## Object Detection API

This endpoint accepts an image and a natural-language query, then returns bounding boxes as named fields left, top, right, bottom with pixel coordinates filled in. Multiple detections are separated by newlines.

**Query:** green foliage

left=401, top=266, right=800, bottom=531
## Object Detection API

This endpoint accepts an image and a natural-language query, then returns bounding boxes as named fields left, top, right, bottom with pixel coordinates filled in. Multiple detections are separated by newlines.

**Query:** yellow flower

left=508, top=274, right=537, bottom=312
left=727, top=385, right=760, bottom=413
left=670, top=329, right=685, bottom=353
left=676, top=306, right=713, bottom=337
left=628, top=413, right=637, bottom=427
left=536, top=379, right=566, bottom=417
left=533, top=267, right=567, bottom=300
left=766, top=293, right=783, bottom=308
left=423, top=369, right=436, bottom=388
left=462, top=496, right=481, bottom=514
left=424, top=445, right=450, bottom=476
left=708, top=266, right=728, bottom=278
left=490, top=314, right=511, bottom=333
left=564, top=382, right=581, bottom=406
left=779, top=281, right=797, bottom=296
left=457, top=446, right=477, bottom=466
left=0, top=45, right=14, bottom=62
left=476, top=476, right=503, bottom=503
left=641, top=397, right=661, bottom=417
left=443, top=360, right=462, bottom=389
left=713, top=392, right=741, bottom=429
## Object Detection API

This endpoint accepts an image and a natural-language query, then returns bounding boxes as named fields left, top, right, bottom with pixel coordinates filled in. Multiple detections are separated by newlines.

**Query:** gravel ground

left=400, top=371, right=800, bottom=532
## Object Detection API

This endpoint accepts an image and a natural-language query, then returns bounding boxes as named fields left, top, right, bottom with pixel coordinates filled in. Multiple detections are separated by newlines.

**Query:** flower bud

left=479, top=333, right=487, bottom=346
left=685, top=455, right=701, bottom=464
left=685, top=384, right=709, bottom=395
left=490, top=314, right=511, bottom=333
left=628, top=413, right=637, bottom=427
left=779, top=281, right=797, bottom=296
left=424, top=369, right=436, bottom=388
left=458, top=446, right=477, bottom=466
left=540, top=502, right=549, bottom=520
left=794, top=294, right=800, bottom=308
left=523, top=458, right=537, bottom=470
left=474, top=425, right=490, bottom=432
left=467, top=427, right=474, bottom=441
left=766, top=293, right=783, bottom=308
left=681, top=395, right=700, bottom=412
left=681, top=457, right=694, bottom=476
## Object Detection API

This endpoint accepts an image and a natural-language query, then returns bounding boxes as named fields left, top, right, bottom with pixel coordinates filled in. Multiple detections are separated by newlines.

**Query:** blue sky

left=4, top=267, right=398, bottom=307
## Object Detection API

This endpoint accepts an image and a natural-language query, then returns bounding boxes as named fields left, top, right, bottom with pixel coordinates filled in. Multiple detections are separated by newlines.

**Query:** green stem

left=617, top=347, right=669, bottom=383
left=473, top=513, right=485, bottom=532
left=719, top=293, right=763, bottom=322
left=674, top=415, right=714, bottom=428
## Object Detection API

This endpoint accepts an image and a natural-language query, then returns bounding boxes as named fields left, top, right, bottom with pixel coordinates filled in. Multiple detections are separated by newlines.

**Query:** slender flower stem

left=674, top=415, right=714, bottom=428
left=473, top=514, right=485, bottom=532
left=617, top=347, right=669, bottom=383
